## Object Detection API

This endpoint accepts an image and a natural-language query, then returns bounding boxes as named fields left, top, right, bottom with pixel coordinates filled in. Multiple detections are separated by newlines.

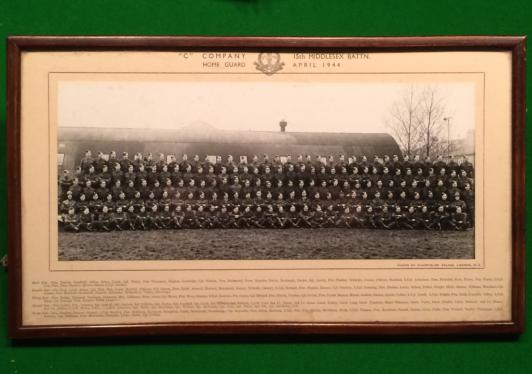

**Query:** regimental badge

left=254, top=53, right=284, bottom=76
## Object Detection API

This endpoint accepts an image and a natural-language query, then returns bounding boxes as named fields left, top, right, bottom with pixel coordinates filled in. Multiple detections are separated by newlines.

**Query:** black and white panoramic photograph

left=56, top=79, right=476, bottom=261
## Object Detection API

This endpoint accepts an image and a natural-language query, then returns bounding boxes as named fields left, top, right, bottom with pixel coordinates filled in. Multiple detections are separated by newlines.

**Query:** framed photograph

left=7, top=36, right=525, bottom=338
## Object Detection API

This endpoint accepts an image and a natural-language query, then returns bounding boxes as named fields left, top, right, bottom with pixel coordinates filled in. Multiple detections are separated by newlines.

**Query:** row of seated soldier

left=58, top=151, right=474, bottom=231
left=59, top=202, right=469, bottom=232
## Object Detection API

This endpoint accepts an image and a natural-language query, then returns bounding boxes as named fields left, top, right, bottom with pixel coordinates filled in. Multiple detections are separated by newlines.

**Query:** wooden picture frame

left=7, top=35, right=526, bottom=338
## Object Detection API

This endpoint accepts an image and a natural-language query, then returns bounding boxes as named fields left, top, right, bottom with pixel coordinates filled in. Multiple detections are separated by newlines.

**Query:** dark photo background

left=0, top=1, right=531, bottom=374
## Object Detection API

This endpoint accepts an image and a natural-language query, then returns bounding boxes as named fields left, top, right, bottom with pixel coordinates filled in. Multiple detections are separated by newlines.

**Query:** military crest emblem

left=254, top=52, right=284, bottom=75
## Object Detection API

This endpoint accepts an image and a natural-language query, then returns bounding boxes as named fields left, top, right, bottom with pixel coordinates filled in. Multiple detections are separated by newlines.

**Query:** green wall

left=0, top=1, right=530, bottom=373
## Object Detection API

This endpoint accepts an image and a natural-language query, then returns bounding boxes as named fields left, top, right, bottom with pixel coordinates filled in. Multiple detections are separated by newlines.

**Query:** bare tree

left=417, top=86, right=446, bottom=158
left=385, top=86, right=422, bottom=157
left=386, top=85, right=449, bottom=158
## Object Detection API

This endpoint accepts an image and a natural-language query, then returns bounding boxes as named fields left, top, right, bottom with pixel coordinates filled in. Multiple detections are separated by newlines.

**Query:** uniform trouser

left=218, top=219, right=232, bottom=229
left=92, top=220, right=111, bottom=231
left=160, top=218, right=173, bottom=228
left=196, top=218, right=209, bottom=228
left=261, top=218, right=277, bottom=228
left=374, top=218, right=391, bottom=229
left=183, top=218, right=197, bottom=228
left=251, top=218, right=265, bottom=228
left=206, top=218, right=221, bottom=228
left=79, top=222, right=93, bottom=231
left=351, top=218, right=365, bottom=228
left=298, top=218, right=313, bottom=228
left=395, top=218, right=412, bottom=229
left=324, top=217, right=336, bottom=227
left=439, top=217, right=456, bottom=230
left=62, top=223, right=80, bottom=232
left=335, top=218, right=351, bottom=228
left=311, top=219, right=325, bottom=228
left=236, top=217, right=252, bottom=228
left=173, top=217, right=184, bottom=228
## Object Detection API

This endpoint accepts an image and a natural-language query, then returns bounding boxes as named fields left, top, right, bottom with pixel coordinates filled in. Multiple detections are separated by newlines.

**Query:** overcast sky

left=58, top=80, right=475, bottom=139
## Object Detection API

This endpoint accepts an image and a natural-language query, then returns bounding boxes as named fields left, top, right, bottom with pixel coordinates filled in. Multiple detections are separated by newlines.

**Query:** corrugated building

left=58, top=123, right=402, bottom=171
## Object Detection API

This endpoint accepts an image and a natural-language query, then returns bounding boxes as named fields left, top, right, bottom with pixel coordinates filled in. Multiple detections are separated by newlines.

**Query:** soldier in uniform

left=366, top=205, right=378, bottom=229
left=205, top=205, right=220, bottom=229
left=124, top=205, right=137, bottom=230
left=76, top=193, right=89, bottom=214
left=229, top=205, right=243, bottom=228
left=89, top=193, right=103, bottom=214
left=434, top=179, right=447, bottom=199
left=169, top=164, right=181, bottom=185
left=135, top=163, right=147, bottom=184
left=68, top=178, right=83, bottom=201
left=79, top=207, right=94, bottom=232
left=350, top=205, right=365, bottom=228
left=160, top=190, right=172, bottom=209
left=107, top=151, right=119, bottom=171
left=418, top=205, right=435, bottom=230
left=374, top=205, right=393, bottom=229
left=323, top=204, right=338, bottom=227
left=213, top=205, right=229, bottom=229
left=433, top=155, right=446, bottom=174
left=93, top=152, right=107, bottom=173
left=336, top=206, right=353, bottom=228
left=183, top=204, right=197, bottom=228
left=195, top=205, right=209, bottom=229
left=115, top=192, right=129, bottom=212
left=59, top=170, right=73, bottom=196
left=275, top=205, right=290, bottom=228
left=108, top=206, right=125, bottom=230
left=59, top=207, right=79, bottom=232
left=152, top=179, right=163, bottom=199
left=284, top=205, right=300, bottom=228
left=98, top=164, right=112, bottom=187
left=434, top=205, right=452, bottom=230
left=391, top=206, right=408, bottom=229
left=311, top=204, right=326, bottom=228
left=450, top=191, right=467, bottom=214
left=103, top=194, right=115, bottom=213
left=172, top=205, right=185, bottom=229
left=262, top=205, right=277, bottom=228
left=129, top=191, right=143, bottom=211
left=137, top=179, right=150, bottom=199
left=153, top=153, right=165, bottom=172
left=111, top=163, right=123, bottom=185
left=298, top=204, right=313, bottom=228
left=80, top=150, right=94, bottom=172
left=83, top=180, right=96, bottom=200
left=451, top=206, right=468, bottom=230
left=403, top=206, right=417, bottom=229
left=120, top=152, right=131, bottom=173
left=123, top=180, right=136, bottom=199
left=93, top=205, right=113, bottom=232
left=60, top=191, right=77, bottom=213
left=460, top=155, right=474, bottom=176
left=158, top=165, right=170, bottom=185
left=96, top=180, right=110, bottom=201
left=411, top=191, right=423, bottom=208
left=137, top=205, right=149, bottom=230
left=240, top=205, right=255, bottom=228
left=144, top=163, right=158, bottom=186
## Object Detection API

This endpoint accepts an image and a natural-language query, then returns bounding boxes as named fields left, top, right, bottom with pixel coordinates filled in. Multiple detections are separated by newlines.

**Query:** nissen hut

left=57, top=122, right=402, bottom=172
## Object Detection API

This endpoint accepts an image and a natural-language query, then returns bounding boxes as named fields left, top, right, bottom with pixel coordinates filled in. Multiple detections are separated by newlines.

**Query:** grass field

left=58, top=228, right=474, bottom=261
